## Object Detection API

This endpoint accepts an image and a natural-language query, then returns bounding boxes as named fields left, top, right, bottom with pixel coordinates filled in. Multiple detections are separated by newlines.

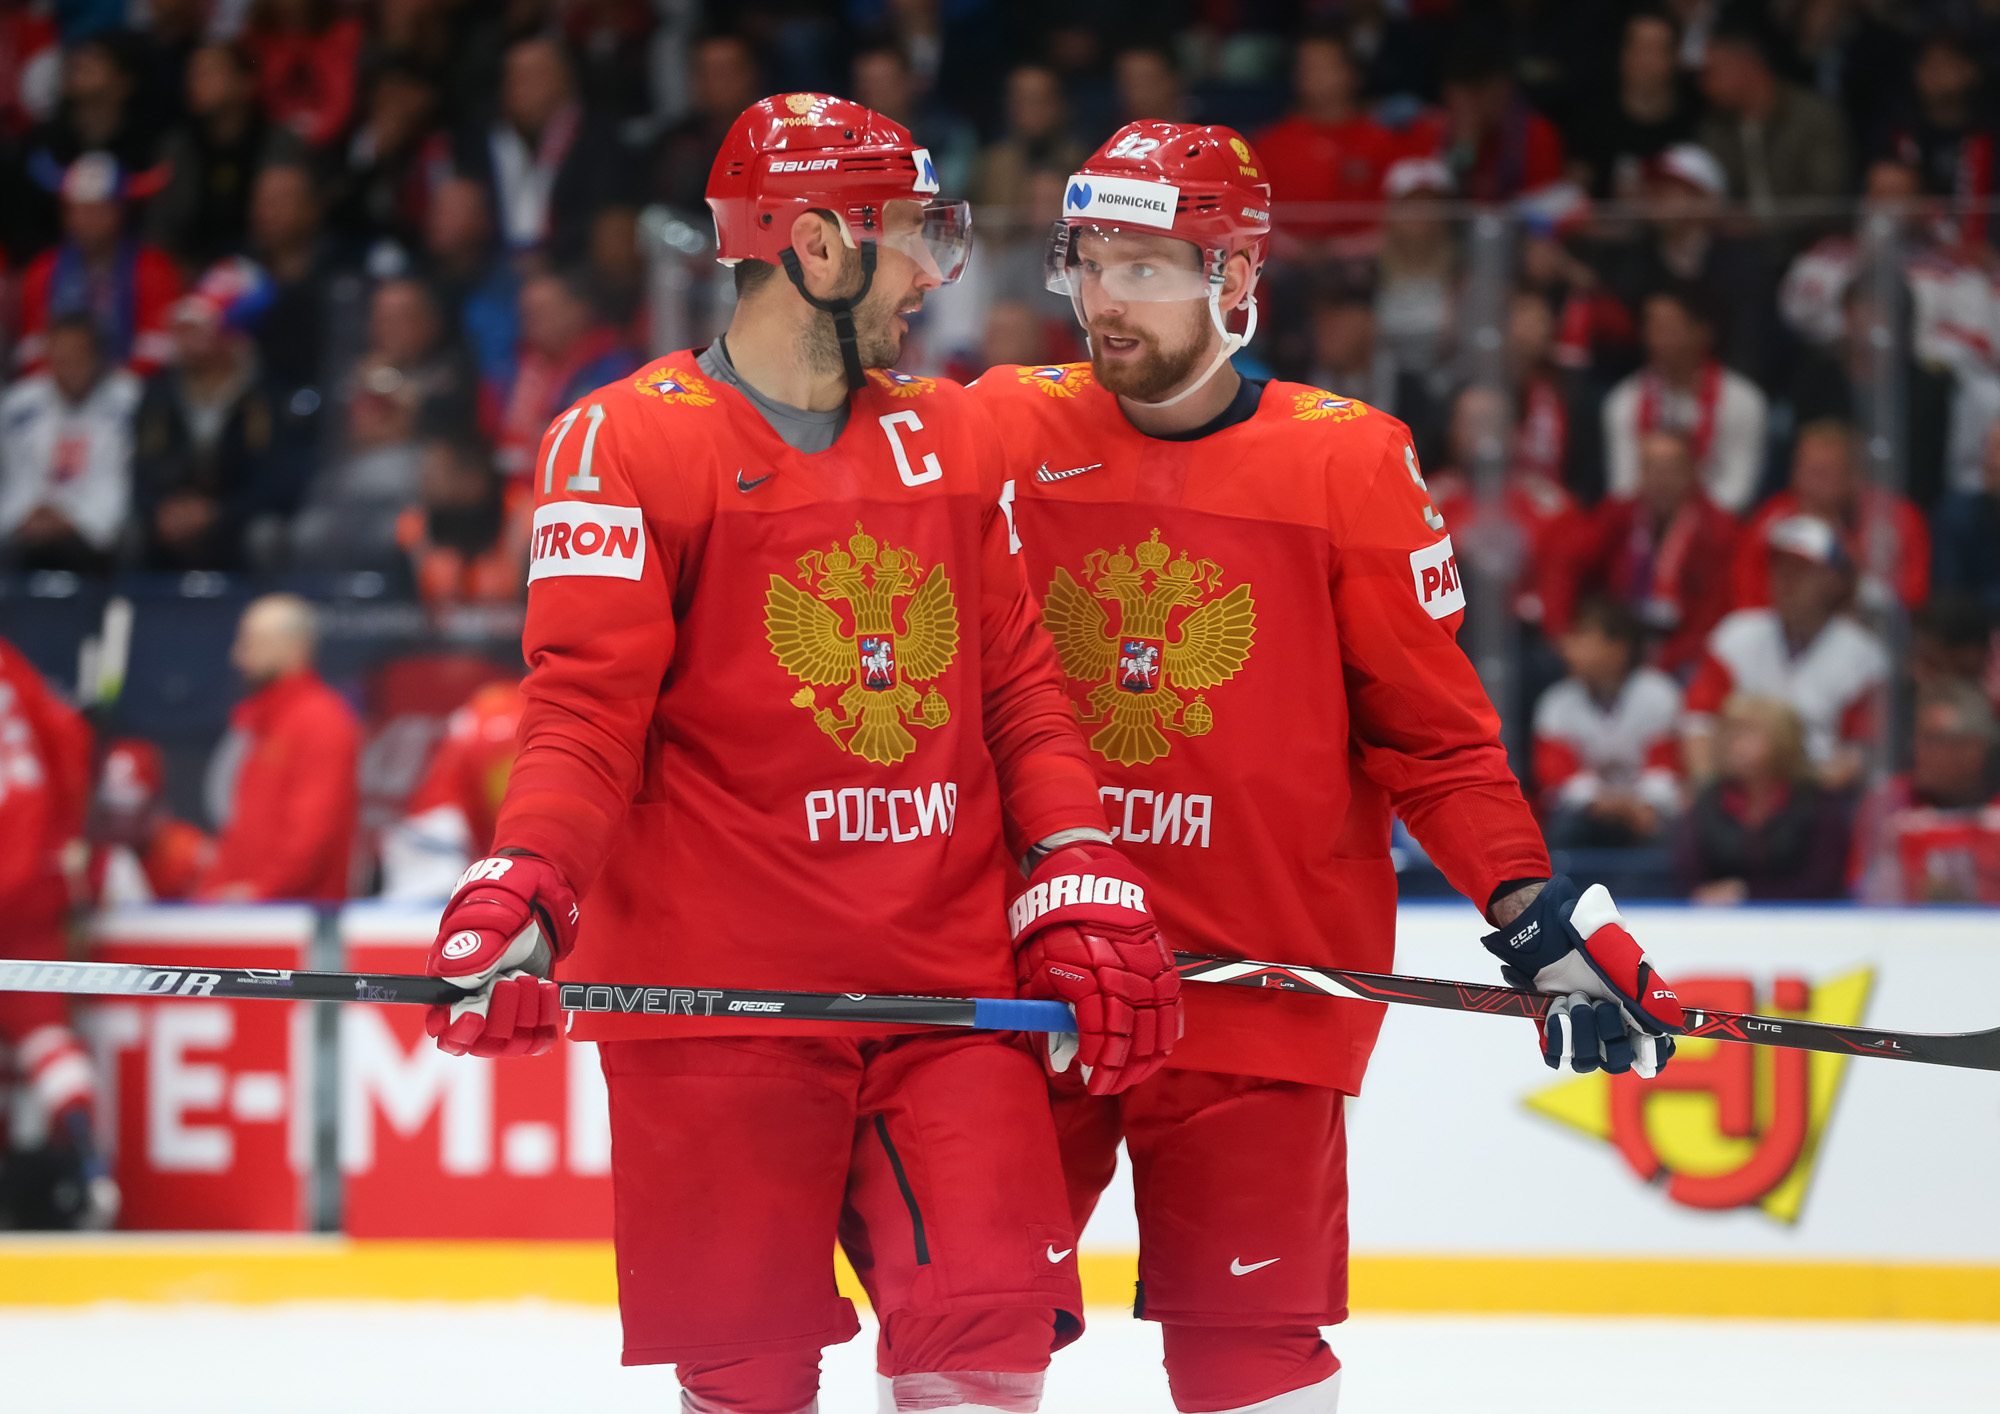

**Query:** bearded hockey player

left=419, top=95, right=1181, bottom=1414
left=969, top=123, right=1688, bottom=1413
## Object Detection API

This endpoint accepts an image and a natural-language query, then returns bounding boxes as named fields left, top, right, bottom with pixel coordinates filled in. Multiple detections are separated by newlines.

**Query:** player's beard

left=799, top=246, right=919, bottom=374
left=1088, top=303, right=1212, bottom=401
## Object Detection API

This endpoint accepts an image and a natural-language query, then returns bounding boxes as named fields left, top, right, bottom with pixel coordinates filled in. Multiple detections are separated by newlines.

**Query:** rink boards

left=6, top=902, right=1997, bottom=1319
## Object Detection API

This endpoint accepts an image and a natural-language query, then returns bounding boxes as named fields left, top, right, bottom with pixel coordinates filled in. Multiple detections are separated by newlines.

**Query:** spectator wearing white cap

left=1374, top=156, right=1459, bottom=447
left=1682, top=513, right=1890, bottom=791
left=0, top=313, right=140, bottom=574
left=1603, top=283, right=1769, bottom=513
left=14, top=151, right=180, bottom=376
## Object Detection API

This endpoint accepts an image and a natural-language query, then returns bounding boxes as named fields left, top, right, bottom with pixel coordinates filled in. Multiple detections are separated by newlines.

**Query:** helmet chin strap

left=779, top=241, right=878, bottom=392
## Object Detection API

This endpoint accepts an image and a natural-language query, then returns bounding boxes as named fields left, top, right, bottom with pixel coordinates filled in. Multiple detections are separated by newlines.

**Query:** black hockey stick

left=0, top=958, right=1076, bottom=1033
left=1173, top=953, right=2000, bottom=1073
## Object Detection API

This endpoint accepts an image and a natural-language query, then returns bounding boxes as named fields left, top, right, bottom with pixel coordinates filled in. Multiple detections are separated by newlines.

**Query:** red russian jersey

left=495, top=356, right=1105, bottom=1041
left=971, top=366, right=1549, bottom=1092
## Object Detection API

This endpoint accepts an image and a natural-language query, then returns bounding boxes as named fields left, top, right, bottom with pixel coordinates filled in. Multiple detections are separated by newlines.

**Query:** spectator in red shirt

left=196, top=593, right=360, bottom=902
left=1428, top=383, right=1579, bottom=625
left=1731, top=418, right=1930, bottom=613
left=492, top=268, right=640, bottom=479
left=84, top=737, right=212, bottom=905
left=1546, top=427, right=1739, bottom=674
left=1431, top=42, right=1565, bottom=201
left=15, top=151, right=179, bottom=376
left=243, top=0, right=364, bottom=149
left=379, top=679, right=524, bottom=900
left=1255, top=31, right=1403, bottom=245
left=1852, top=678, right=2000, bottom=903
left=1532, top=595, right=1684, bottom=847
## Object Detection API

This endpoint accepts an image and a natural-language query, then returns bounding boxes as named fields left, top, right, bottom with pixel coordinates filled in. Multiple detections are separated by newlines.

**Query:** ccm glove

left=424, top=853, right=579, bottom=1058
left=1009, top=844, right=1183, bottom=1096
left=1481, top=875, right=1685, bottom=1078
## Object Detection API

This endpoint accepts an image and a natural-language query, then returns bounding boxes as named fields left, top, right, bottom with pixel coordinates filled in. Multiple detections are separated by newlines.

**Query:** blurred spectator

left=1546, top=427, right=1738, bottom=675
left=293, top=279, right=465, bottom=569
left=1506, top=286, right=1573, bottom=485
left=396, top=430, right=525, bottom=610
left=147, top=41, right=306, bottom=267
left=197, top=593, right=359, bottom=902
left=1427, top=383, right=1577, bottom=625
left=1113, top=45, right=1185, bottom=125
left=0, top=2, right=59, bottom=141
left=1684, top=515, right=1889, bottom=792
left=1255, top=31, right=1402, bottom=244
left=1603, top=285, right=1767, bottom=513
left=247, top=162, right=336, bottom=400
left=562, top=0, right=657, bottom=127
left=83, top=738, right=212, bottom=905
left=0, top=314, right=138, bottom=573
left=1598, top=143, right=1782, bottom=390
left=456, top=35, right=628, bottom=263
left=8, top=33, right=157, bottom=256
left=974, top=64, right=1082, bottom=210
left=132, top=258, right=301, bottom=571
left=1875, top=31, right=1998, bottom=249
left=243, top=0, right=364, bottom=149
left=1431, top=41, right=1564, bottom=201
left=1731, top=419, right=1929, bottom=613
left=421, top=176, right=520, bottom=409
left=378, top=679, right=524, bottom=900
left=1532, top=595, right=1683, bottom=847
left=1373, top=157, right=1458, bottom=452
left=851, top=42, right=977, bottom=200
left=649, top=32, right=761, bottom=213
left=973, top=300, right=1052, bottom=374
left=1573, top=8, right=1699, bottom=200
left=1697, top=13, right=1849, bottom=219
left=587, top=203, right=647, bottom=347
left=326, top=56, right=450, bottom=256
left=1908, top=593, right=1994, bottom=696
left=1677, top=693, right=1852, bottom=903
left=494, top=268, right=640, bottom=479
left=1933, top=421, right=2000, bottom=616
left=15, top=152, right=179, bottom=376
left=0, top=635, right=110, bottom=1230
left=1306, top=269, right=1397, bottom=410
left=1852, top=678, right=2000, bottom=903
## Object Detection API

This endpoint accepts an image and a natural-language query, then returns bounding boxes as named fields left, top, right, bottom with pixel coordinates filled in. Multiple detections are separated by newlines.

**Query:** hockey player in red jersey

left=420, top=96, right=1181, bottom=1413
left=970, top=123, right=1688, bottom=1413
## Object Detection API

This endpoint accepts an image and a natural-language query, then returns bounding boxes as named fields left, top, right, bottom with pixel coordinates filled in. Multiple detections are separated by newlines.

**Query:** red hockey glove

left=1482, top=876, right=1685, bottom=1077
left=424, top=853, right=579, bottom=1059
left=1009, top=844, right=1182, bottom=1096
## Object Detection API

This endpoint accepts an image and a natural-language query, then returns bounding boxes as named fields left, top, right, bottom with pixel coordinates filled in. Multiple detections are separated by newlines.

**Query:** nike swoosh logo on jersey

left=1034, top=461, right=1102, bottom=483
left=1046, top=1246, right=1073, bottom=1263
left=736, top=469, right=773, bottom=492
left=1230, top=1257, right=1280, bottom=1276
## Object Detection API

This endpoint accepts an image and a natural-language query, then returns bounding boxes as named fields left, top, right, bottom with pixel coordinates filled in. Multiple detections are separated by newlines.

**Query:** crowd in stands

left=0, top=0, right=1996, bottom=904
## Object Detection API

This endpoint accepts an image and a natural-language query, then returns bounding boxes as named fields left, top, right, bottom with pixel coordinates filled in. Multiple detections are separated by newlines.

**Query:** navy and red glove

left=1482, top=876, right=1684, bottom=1077
left=424, top=852, right=579, bottom=1058
left=1009, top=843, right=1182, bottom=1096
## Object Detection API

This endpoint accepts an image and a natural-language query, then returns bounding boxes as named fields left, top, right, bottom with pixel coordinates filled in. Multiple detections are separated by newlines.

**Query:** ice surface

left=2, top=1303, right=1996, bottom=1412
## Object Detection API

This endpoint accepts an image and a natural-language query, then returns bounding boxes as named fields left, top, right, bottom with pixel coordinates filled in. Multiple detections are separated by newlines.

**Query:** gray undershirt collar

left=697, top=337, right=849, bottom=454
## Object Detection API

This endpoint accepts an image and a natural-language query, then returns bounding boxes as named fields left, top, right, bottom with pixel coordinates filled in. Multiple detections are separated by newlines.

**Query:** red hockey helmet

left=706, top=93, right=971, bottom=282
left=1046, top=122, right=1273, bottom=404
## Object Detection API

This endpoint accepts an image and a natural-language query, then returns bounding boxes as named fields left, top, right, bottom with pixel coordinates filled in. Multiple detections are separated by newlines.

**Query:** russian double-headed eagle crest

left=870, top=369, right=935, bottom=397
left=1292, top=388, right=1368, bottom=422
left=634, top=366, right=716, bottom=407
left=1044, top=529, right=1255, bottom=766
left=766, top=522, right=959, bottom=765
left=1020, top=364, right=1094, bottom=398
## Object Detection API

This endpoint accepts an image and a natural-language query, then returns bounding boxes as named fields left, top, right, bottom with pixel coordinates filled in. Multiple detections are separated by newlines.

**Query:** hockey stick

left=1173, top=952, right=2000, bottom=1073
left=0, top=958, right=1076, bottom=1033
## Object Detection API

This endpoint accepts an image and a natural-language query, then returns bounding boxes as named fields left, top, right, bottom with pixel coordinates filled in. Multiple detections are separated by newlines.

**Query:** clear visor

left=877, top=198, right=973, bottom=285
left=1044, top=222, right=1215, bottom=303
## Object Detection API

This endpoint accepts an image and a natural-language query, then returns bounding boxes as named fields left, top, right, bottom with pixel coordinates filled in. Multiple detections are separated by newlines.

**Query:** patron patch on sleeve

left=1408, top=535, right=1464, bottom=619
left=528, top=501, right=646, bottom=582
